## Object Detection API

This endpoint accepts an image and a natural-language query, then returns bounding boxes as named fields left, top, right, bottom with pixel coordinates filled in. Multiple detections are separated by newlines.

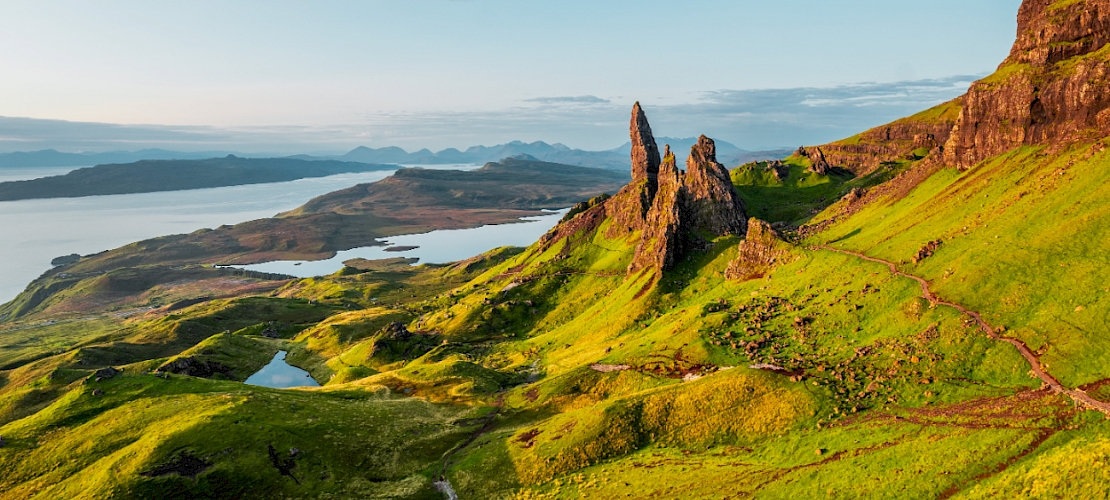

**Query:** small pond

left=244, top=351, right=320, bottom=389
left=230, top=209, right=568, bottom=278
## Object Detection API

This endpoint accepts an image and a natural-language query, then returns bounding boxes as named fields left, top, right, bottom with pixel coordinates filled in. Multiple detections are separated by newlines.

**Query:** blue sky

left=0, top=0, right=1022, bottom=152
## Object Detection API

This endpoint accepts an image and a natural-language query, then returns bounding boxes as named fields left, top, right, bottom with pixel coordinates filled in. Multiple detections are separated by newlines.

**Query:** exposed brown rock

left=684, top=136, right=748, bottom=237
left=539, top=105, right=749, bottom=277
left=630, top=102, right=662, bottom=187
left=808, top=147, right=832, bottom=175
left=767, top=160, right=789, bottom=180
left=805, top=101, right=962, bottom=176
left=913, top=240, right=942, bottom=264
left=945, top=0, right=1110, bottom=168
left=605, top=104, right=665, bottom=239
left=725, top=219, right=792, bottom=281
left=629, top=148, right=685, bottom=275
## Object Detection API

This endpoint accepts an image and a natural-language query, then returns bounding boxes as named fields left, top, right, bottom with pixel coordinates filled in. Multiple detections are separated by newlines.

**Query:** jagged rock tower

left=622, top=107, right=748, bottom=275
left=543, top=104, right=748, bottom=277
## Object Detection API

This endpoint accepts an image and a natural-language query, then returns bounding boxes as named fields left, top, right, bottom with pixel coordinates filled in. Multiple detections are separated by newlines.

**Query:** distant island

left=0, top=156, right=396, bottom=201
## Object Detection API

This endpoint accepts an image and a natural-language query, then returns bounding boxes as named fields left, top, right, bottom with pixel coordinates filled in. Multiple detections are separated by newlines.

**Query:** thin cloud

left=523, top=95, right=612, bottom=105
left=0, top=75, right=982, bottom=154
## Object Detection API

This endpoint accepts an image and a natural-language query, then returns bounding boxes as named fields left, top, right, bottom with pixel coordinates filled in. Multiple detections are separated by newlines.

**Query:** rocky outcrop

left=547, top=105, right=748, bottom=277
left=629, top=148, right=685, bottom=274
left=92, top=367, right=121, bottom=381
left=684, top=137, right=748, bottom=238
left=157, top=357, right=234, bottom=378
left=807, top=148, right=832, bottom=175
left=381, top=321, right=412, bottom=340
left=725, top=219, right=792, bottom=281
left=945, top=0, right=1110, bottom=168
left=607, top=104, right=663, bottom=238
left=807, top=107, right=962, bottom=176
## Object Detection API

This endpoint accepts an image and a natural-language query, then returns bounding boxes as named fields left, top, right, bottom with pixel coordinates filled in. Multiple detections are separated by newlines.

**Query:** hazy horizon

left=0, top=1, right=1021, bottom=153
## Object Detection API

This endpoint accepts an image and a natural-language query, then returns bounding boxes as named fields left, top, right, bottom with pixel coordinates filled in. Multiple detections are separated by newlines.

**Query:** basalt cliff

left=808, top=0, right=1110, bottom=173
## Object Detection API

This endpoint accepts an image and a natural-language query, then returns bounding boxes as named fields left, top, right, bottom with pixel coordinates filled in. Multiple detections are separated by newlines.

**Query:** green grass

left=730, top=156, right=916, bottom=226
left=4, top=116, right=1110, bottom=499
left=812, top=143, right=1110, bottom=387
left=0, top=373, right=481, bottom=499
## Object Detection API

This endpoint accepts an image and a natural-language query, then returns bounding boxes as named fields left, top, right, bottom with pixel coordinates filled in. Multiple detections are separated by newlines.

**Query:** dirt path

left=817, top=245, right=1110, bottom=416
left=435, top=395, right=505, bottom=499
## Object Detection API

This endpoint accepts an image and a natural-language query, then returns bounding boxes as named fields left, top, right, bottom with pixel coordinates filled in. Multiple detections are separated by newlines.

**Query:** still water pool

left=244, top=351, right=320, bottom=389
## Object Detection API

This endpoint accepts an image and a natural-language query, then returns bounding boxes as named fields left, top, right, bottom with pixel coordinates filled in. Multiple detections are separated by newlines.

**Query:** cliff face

left=806, top=0, right=1110, bottom=173
left=810, top=99, right=962, bottom=176
left=556, top=105, right=747, bottom=276
left=946, top=0, right=1110, bottom=167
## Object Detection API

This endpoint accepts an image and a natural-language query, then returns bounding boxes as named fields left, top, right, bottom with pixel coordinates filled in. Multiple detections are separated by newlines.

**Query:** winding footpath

left=817, top=245, right=1110, bottom=416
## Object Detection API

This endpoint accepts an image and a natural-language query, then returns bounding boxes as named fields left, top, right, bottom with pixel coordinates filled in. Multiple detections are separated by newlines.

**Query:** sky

left=0, top=0, right=1023, bottom=153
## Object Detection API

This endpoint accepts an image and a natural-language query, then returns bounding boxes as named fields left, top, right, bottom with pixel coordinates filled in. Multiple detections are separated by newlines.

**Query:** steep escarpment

left=796, top=0, right=1110, bottom=187
left=945, top=0, right=1110, bottom=167
left=807, top=98, right=963, bottom=176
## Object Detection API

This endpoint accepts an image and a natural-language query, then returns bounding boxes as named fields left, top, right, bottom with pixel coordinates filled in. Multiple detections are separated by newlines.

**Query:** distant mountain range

left=304, top=137, right=788, bottom=170
left=0, top=139, right=792, bottom=171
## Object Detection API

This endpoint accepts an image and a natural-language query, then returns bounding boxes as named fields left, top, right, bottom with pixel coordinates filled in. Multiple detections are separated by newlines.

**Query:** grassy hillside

left=7, top=6, right=1110, bottom=493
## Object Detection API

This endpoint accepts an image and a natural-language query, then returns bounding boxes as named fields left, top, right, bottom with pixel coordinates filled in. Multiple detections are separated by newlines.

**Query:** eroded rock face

left=814, top=107, right=961, bottom=175
left=725, top=219, right=791, bottom=281
left=808, top=147, right=832, bottom=175
left=946, top=0, right=1110, bottom=168
left=629, top=149, right=685, bottom=274
left=684, top=136, right=747, bottom=237
left=630, top=102, right=662, bottom=188
left=547, top=105, right=748, bottom=277
left=607, top=104, right=663, bottom=239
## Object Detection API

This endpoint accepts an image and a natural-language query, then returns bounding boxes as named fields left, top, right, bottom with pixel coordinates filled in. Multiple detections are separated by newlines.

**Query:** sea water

left=231, top=209, right=568, bottom=278
left=0, top=164, right=480, bottom=304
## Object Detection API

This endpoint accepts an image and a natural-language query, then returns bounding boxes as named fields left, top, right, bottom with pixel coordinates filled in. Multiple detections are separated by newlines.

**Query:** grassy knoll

left=730, top=155, right=915, bottom=226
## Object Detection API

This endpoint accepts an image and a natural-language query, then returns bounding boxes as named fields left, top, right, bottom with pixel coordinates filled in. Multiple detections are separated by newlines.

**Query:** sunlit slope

left=0, top=374, right=480, bottom=499
left=812, top=142, right=1110, bottom=388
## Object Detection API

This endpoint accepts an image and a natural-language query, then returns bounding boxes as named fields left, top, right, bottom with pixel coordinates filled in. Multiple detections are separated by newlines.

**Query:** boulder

left=157, top=357, right=234, bottom=378
left=92, top=367, right=121, bottom=382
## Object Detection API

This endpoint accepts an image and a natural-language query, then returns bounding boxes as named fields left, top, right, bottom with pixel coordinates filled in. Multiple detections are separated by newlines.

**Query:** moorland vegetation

left=3, top=1, right=1110, bottom=498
